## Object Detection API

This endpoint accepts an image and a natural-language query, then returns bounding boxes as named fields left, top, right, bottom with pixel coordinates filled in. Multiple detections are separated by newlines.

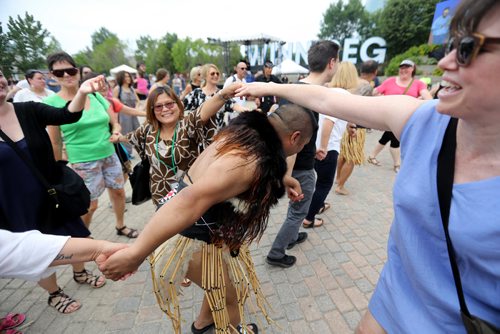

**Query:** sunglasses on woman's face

left=446, top=33, right=500, bottom=67
left=209, top=71, right=220, bottom=77
left=154, top=101, right=177, bottom=111
left=51, top=67, right=79, bottom=78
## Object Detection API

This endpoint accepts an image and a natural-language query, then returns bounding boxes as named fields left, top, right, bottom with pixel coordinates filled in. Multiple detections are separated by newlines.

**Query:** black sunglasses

left=446, top=33, right=500, bottom=67
left=51, top=67, right=79, bottom=78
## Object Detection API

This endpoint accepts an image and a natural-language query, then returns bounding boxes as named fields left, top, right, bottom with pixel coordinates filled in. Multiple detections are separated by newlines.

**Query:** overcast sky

left=1, top=0, right=335, bottom=54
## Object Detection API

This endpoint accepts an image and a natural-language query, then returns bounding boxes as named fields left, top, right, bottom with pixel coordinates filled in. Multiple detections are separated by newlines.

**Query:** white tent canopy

left=110, top=64, right=137, bottom=76
left=272, top=59, right=309, bottom=75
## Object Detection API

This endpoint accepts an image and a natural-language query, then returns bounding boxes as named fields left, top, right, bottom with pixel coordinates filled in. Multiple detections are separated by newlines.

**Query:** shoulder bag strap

left=402, top=78, right=414, bottom=95
left=436, top=117, right=472, bottom=317
left=0, top=129, right=52, bottom=192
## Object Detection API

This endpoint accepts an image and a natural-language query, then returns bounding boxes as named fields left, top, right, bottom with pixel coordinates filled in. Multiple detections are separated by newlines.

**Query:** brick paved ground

left=1, top=130, right=398, bottom=333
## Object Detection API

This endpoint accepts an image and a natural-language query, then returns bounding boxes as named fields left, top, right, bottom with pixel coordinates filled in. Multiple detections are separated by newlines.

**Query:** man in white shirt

left=223, top=61, right=247, bottom=108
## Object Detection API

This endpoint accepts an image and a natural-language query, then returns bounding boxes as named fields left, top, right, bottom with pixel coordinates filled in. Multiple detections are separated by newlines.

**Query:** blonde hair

left=329, top=61, right=359, bottom=92
left=200, top=63, right=219, bottom=87
left=189, top=66, right=201, bottom=81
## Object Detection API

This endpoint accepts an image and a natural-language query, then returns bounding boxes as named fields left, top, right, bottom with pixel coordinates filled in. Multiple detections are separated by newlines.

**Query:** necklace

left=155, top=123, right=178, bottom=174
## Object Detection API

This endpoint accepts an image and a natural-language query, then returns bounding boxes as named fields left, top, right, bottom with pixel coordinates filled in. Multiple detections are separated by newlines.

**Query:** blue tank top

left=369, top=100, right=500, bottom=333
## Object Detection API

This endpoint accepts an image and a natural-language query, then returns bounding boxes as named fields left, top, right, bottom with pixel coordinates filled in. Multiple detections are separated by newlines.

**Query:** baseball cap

left=264, top=61, right=274, bottom=68
left=399, top=59, right=415, bottom=67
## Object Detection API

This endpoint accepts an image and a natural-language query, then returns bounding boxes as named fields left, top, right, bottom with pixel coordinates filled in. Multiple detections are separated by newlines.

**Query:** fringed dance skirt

left=149, top=234, right=272, bottom=333
left=339, top=128, right=366, bottom=165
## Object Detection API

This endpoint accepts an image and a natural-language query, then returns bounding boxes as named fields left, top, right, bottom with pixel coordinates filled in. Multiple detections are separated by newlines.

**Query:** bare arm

left=198, top=82, right=243, bottom=123
left=120, top=104, right=147, bottom=117
left=419, top=88, right=433, bottom=100
left=236, top=83, right=426, bottom=139
left=67, top=75, right=106, bottom=113
left=316, top=118, right=334, bottom=160
left=99, top=153, right=256, bottom=280
left=51, top=238, right=128, bottom=266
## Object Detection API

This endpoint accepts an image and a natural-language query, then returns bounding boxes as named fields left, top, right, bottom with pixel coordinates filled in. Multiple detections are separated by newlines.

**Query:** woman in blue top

left=236, top=1, right=500, bottom=332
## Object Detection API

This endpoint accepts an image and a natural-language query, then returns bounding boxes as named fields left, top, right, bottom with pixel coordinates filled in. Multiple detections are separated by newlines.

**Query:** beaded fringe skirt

left=149, top=234, right=272, bottom=333
left=339, top=128, right=366, bottom=165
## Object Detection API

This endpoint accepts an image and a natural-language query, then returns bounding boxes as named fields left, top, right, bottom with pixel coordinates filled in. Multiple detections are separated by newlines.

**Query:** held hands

left=283, top=175, right=304, bottom=202
left=97, top=247, right=144, bottom=281
left=109, top=132, right=122, bottom=143
left=79, top=75, right=106, bottom=95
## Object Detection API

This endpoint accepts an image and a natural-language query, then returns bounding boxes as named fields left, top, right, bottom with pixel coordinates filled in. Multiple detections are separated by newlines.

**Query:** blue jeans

left=267, top=169, right=316, bottom=259
left=305, top=150, right=338, bottom=222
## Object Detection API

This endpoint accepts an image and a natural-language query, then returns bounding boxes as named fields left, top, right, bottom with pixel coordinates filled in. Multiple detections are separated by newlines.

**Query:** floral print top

left=182, top=87, right=234, bottom=130
left=126, top=107, right=217, bottom=205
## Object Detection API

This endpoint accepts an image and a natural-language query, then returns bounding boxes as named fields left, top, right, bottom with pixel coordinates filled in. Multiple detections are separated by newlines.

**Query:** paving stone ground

left=1, top=130, right=398, bottom=333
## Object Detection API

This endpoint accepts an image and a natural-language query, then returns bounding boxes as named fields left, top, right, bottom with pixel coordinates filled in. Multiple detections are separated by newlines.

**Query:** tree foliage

left=319, top=0, right=372, bottom=43
left=2, top=12, right=59, bottom=76
left=375, top=0, right=440, bottom=59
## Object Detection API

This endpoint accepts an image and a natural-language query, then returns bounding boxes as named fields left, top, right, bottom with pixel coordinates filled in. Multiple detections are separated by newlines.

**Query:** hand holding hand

left=97, top=247, right=143, bottom=281
left=109, top=132, right=122, bottom=143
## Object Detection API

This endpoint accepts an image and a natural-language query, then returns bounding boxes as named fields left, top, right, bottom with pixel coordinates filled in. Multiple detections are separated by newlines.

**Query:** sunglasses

left=51, top=67, right=79, bottom=78
left=209, top=72, right=220, bottom=77
left=154, top=101, right=177, bottom=111
left=446, top=33, right=500, bottom=67
left=239, top=67, right=247, bottom=71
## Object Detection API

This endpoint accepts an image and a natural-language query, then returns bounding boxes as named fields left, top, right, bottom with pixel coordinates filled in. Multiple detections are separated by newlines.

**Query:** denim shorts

left=71, top=153, right=124, bottom=201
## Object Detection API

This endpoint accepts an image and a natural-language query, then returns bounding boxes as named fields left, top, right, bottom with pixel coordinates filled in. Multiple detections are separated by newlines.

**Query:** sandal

left=115, top=226, right=139, bottom=238
left=73, top=269, right=106, bottom=288
left=236, top=323, right=258, bottom=334
left=191, top=321, right=214, bottom=334
left=0, top=313, right=26, bottom=330
left=335, top=187, right=349, bottom=195
left=394, top=165, right=400, bottom=173
left=47, top=288, right=81, bottom=314
left=367, top=156, right=381, bottom=166
left=317, top=202, right=331, bottom=214
left=302, top=218, right=324, bottom=229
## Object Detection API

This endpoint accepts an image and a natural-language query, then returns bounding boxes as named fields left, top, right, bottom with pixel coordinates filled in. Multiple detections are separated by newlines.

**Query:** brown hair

left=145, top=86, right=184, bottom=131
left=449, top=0, right=498, bottom=36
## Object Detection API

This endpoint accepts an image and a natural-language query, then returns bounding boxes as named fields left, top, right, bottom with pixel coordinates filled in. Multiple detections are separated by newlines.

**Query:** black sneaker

left=266, top=255, right=297, bottom=268
left=287, top=232, right=308, bottom=250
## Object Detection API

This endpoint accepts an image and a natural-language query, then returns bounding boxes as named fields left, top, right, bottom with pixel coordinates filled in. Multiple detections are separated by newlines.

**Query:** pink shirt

left=375, top=77, right=427, bottom=98
left=136, top=78, right=149, bottom=95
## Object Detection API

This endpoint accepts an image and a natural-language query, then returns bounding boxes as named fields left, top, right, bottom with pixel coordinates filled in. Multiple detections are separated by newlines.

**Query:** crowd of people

left=1, top=0, right=499, bottom=332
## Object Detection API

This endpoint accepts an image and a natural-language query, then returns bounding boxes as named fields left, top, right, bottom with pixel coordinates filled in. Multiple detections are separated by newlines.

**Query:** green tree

left=319, top=0, right=372, bottom=43
left=0, top=24, right=13, bottom=77
left=5, top=12, right=59, bottom=73
left=135, top=35, right=158, bottom=70
left=376, top=0, right=440, bottom=59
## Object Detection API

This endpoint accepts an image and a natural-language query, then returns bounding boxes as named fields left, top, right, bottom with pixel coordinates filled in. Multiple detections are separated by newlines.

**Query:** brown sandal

left=73, top=269, right=106, bottom=288
left=115, top=226, right=139, bottom=238
left=48, top=288, right=81, bottom=314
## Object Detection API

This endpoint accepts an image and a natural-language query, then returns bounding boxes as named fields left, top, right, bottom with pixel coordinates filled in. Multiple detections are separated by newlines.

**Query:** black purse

left=0, top=129, right=90, bottom=219
left=437, top=118, right=500, bottom=334
left=129, top=126, right=151, bottom=205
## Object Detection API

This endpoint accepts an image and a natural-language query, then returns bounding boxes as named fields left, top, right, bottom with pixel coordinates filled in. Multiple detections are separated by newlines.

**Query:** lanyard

left=155, top=123, right=178, bottom=174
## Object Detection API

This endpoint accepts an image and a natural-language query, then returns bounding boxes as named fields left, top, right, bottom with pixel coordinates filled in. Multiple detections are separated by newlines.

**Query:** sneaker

left=286, top=232, right=308, bottom=250
left=266, top=255, right=296, bottom=268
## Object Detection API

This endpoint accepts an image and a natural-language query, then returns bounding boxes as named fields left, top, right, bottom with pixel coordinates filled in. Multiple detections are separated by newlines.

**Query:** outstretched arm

left=51, top=238, right=128, bottom=266
left=198, top=82, right=244, bottom=123
left=99, top=153, right=256, bottom=280
left=236, top=83, right=426, bottom=139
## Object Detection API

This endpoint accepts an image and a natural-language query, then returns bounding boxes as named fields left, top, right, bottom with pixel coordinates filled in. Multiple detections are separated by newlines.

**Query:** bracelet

left=217, top=91, right=231, bottom=102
